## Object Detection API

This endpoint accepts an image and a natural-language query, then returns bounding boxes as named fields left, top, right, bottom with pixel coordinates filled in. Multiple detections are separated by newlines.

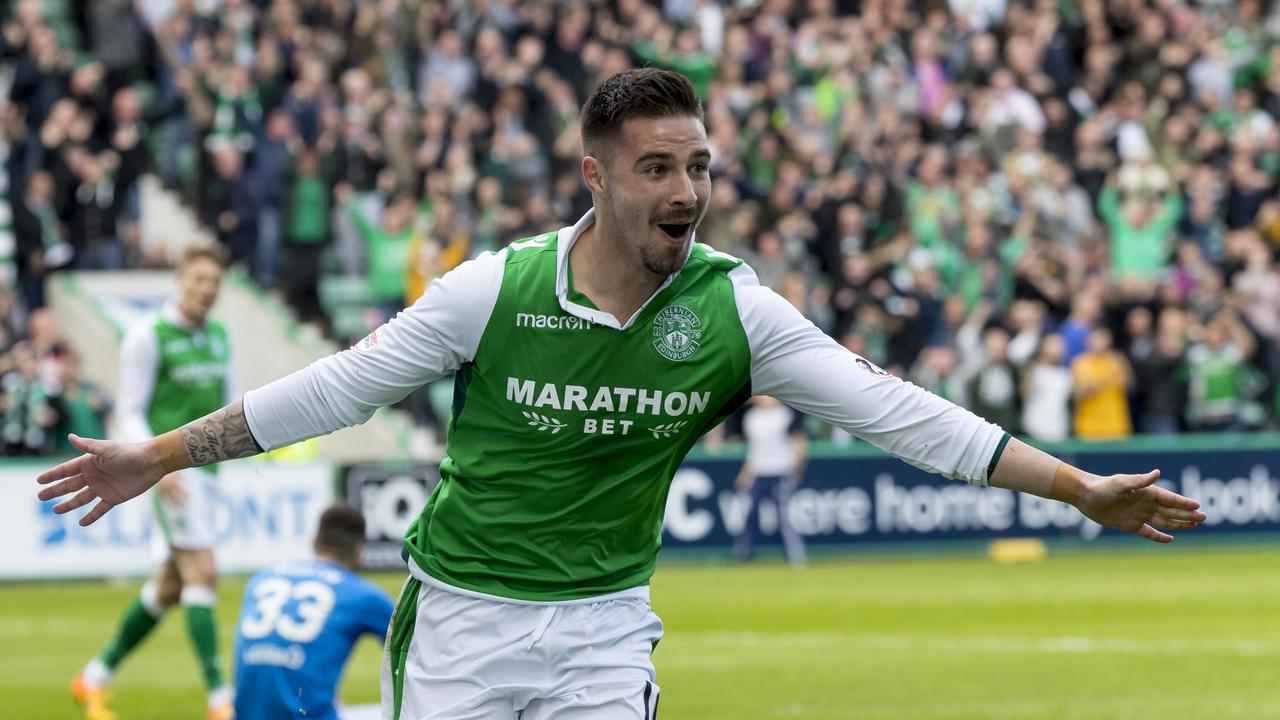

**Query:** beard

left=626, top=208, right=708, bottom=277
left=637, top=235, right=690, bottom=276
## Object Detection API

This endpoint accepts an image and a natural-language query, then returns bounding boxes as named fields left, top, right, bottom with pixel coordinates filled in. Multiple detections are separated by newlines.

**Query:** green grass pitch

left=4, top=547, right=1280, bottom=719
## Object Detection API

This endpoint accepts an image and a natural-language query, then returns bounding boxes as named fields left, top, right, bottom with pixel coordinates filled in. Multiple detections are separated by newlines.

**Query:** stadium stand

left=2, top=0, right=1280, bottom=450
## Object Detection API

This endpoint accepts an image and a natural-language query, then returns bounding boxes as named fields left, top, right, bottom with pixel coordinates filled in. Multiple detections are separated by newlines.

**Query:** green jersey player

left=70, top=246, right=236, bottom=720
left=40, top=70, right=1204, bottom=720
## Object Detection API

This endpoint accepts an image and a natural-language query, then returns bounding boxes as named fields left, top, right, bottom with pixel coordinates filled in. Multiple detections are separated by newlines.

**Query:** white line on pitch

left=672, top=632, right=1280, bottom=656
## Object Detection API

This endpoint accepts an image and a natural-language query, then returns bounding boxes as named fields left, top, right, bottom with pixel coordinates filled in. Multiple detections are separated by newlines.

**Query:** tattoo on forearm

left=180, top=401, right=260, bottom=466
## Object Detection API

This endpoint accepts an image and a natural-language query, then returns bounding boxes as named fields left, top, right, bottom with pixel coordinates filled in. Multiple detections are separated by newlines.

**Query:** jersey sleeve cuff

left=985, top=432, right=1012, bottom=484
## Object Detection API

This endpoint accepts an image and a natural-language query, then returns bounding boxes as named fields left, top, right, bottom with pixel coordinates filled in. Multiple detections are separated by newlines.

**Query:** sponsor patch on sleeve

left=854, top=356, right=892, bottom=377
left=355, top=328, right=381, bottom=352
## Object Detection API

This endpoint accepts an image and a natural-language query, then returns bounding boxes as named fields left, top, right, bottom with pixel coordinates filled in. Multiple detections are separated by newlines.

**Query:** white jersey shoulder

left=244, top=251, right=506, bottom=451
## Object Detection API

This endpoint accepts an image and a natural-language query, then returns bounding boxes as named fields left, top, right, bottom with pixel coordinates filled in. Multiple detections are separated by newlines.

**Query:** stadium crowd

left=0, top=296, right=107, bottom=455
left=2, top=0, right=1280, bottom=449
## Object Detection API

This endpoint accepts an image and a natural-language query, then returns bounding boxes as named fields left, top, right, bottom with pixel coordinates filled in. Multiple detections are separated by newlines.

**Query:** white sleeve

left=114, top=320, right=159, bottom=443
left=731, top=265, right=1007, bottom=484
left=243, top=250, right=506, bottom=451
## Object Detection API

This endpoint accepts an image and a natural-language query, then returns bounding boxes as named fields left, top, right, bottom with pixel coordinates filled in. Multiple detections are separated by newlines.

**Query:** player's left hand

left=1075, top=470, right=1207, bottom=543
left=35, top=434, right=166, bottom=526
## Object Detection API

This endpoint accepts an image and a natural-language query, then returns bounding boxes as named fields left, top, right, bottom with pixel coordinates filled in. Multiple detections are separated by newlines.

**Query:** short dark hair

left=313, top=504, right=367, bottom=561
left=580, top=68, right=703, bottom=158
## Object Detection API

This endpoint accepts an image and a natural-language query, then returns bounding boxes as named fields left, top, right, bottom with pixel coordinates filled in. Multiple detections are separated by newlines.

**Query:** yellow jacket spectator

left=404, top=196, right=469, bottom=306
left=1071, top=327, right=1134, bottom=440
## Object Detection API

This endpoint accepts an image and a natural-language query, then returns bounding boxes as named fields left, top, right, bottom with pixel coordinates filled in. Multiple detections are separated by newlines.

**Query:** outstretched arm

left=38, top=250, right=509, bottom=526
left=178, top=401, right=261, bottom=466
left=988, top=437, right=1204, bottom=543
left=730, top=264, right=1205, bottom=543
left=36, top=401, right=262, bottom=525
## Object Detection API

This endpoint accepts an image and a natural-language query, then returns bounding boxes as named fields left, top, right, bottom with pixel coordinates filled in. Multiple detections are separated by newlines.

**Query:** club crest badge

left=652, top=305, right=702, bottom=361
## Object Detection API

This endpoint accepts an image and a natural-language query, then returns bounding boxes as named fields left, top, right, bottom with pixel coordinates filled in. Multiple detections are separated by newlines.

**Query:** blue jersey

left=234, top=558, right=393, bottom=720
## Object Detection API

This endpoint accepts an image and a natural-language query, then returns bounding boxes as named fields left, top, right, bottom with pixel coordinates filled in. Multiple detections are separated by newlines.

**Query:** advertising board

left=0, top=461, right=334, bottom=579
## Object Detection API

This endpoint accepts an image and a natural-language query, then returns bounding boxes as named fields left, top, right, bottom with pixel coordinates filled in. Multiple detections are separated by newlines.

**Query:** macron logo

left=515, top=313, right=592, bottom=331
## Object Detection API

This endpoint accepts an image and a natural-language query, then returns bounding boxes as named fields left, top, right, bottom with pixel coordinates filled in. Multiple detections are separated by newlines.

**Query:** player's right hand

left=35, top=434, right=166, bottom=526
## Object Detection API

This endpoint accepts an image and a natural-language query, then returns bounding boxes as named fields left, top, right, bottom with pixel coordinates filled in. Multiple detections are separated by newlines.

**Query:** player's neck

left=175, top=304, right=207, bottom=328
left=569, top=221, right=666, bottom=324
left=314, top=551, right=356, bottom=571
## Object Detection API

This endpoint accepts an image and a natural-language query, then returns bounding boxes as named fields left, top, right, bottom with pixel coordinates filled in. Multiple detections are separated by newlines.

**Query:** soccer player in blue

left=233, top=504, right=393, bottom=720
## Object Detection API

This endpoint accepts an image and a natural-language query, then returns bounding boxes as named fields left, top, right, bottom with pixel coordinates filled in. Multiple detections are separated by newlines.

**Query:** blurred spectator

left=1, top=342, right=56, bottom=455
left=85, top=0, right=151, bottom=91
left=0, top=289, right=19, bottom=354
left=1185, top=311, right=1257, bottom=432
left=1021, top=335, right=1072, bottom=443
left=905, top=146, right=962, bottom=256
left=965, top=326, right=1020, bottom=434
left=1059, top=293, right=1102, bottom=365
left=1097, top=162, right=1183, bottom=287
left=345, top=190, right=418, bottom=320
left=748, top=230, right=790, bottom=292
left=634, top=23, right=717, bottom=98
left=0, top=118, right=16, bottom=287
left=50, top=351, right=108, bottom=455
left=910, top=346, right=960, bottom=403
left=334, top=109, right=384, bottom=196
left=1231, top=237, right=1280, bottom=402
left=26, top=307, right=68, bottom=385
left=1133, top=309, right=1190, bottom=435
left=251, top=110, right=296, bottom=289
left=107, top=87, right=151, bottom=264
left=67, top=149, right=135, bottom=270
left=281, top=146, right=337, bottom=323
left=1005, top=300, right=1045, bottom=368
left=418, top=29, right=476, bottom=103
left=1071, top=328, right=1134, bottom=441
left=404, top=195, right=469, bottom=307
left=1032, top=160, right=1095, bottom=250
left=13, top=170, right=72, bottom=309
left=733, top=396, right=807, bottom=566
left=205, top=144, right=260, bottom=268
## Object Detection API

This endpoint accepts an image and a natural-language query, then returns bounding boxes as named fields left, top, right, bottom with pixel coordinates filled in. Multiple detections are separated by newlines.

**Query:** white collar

left=554, top=208, right=694, bottom=330
left=163, top=301, right=206, bottom=332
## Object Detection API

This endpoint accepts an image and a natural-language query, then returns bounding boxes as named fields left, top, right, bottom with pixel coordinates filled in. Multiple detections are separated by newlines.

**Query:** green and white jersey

left=116, top=304, right=235, bottom=441
left=244, top=210, right=1006, bottom=602
left=1185, top=342, right=1243, bottom=422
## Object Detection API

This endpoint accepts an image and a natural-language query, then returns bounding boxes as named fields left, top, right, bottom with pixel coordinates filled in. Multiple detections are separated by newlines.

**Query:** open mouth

left=658, top=223, right=692, bottom=240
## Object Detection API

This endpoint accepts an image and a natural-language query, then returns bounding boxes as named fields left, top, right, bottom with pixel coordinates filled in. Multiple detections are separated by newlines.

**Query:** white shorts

left=382, top=573, right=663, bottom=720
left=149, top=468, right=218, bottom=554
left=341, top=704, right=381, bottom=720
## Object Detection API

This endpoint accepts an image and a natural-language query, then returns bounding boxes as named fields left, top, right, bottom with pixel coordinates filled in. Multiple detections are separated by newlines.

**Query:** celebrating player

left=70, top=246, right=235, bottom=720
left=233, top=504, right=392, bottom=720
left=40, top=70, right=1205, bottom=719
